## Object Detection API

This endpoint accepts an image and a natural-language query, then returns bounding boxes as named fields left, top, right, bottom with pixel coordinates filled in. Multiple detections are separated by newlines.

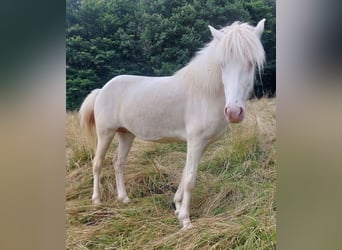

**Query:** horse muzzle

left=224, top=106, right=245, bottom=123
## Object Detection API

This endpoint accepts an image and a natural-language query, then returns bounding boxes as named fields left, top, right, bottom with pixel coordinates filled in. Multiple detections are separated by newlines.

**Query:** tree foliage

left=66, top=0, right=276, bottom=110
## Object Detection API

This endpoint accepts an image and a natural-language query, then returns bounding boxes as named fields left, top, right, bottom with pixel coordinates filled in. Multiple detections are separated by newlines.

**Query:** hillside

left=66, top=98, right=276, bottom=249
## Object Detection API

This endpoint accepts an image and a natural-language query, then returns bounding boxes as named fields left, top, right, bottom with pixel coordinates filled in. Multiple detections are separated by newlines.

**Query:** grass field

left=66, top=98, right=276, bottom=249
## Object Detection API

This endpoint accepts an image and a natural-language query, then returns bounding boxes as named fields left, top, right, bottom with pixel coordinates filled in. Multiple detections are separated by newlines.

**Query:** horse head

left=209, top=19, right=266, bottom=123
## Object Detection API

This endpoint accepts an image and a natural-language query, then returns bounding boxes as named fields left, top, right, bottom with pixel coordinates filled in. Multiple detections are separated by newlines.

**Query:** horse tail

left=79, top=89, right=101, bottom=147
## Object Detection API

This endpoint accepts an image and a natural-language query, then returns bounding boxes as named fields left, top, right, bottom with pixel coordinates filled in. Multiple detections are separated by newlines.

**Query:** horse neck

left=175, top=43, right=223, bottom=98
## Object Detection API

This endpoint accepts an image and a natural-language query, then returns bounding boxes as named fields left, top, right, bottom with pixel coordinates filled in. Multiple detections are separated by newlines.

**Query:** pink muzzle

left=224, top=106, right=245, bottom=123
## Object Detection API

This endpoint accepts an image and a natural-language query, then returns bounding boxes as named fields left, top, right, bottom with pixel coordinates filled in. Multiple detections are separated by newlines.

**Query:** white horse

left=79, top=19, right=265, bottom=230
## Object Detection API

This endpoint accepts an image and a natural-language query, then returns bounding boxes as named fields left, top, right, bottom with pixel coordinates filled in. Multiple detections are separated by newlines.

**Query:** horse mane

left=174, top=21, right=265, bottom=97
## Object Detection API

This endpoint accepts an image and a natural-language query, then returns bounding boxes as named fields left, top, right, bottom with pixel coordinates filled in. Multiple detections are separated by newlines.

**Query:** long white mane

left=175, top=21, right=265, bottom=97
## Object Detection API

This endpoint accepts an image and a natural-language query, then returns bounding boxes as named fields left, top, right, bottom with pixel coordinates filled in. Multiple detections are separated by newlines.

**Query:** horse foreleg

left=113, top=132, right=135, bottom=203
left=92, top=129, right=115, bottom=205
left=177, top=141, right=206, bottom=230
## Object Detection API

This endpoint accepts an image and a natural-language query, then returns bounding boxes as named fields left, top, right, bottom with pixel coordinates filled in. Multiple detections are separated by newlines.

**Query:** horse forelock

left=220, top=22, right=265, bottom=71
left=174, top=21, right=265, bottom=97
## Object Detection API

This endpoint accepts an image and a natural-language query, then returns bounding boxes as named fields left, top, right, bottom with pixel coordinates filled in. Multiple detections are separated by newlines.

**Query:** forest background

left=66, top=0, right=275, bottom=110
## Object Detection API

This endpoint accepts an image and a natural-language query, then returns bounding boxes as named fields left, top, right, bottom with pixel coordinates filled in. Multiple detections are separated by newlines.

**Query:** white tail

left=79, top=89, right=101, bottom=147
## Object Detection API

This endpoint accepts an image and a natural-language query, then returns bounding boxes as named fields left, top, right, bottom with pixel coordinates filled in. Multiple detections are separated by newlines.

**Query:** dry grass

left=66, top=98, right=276, bottom=249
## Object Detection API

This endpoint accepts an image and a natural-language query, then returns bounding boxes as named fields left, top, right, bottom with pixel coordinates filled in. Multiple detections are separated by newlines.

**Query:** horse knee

left=92, top=159, right=102, bottom=174
left=173, top=194, right=181, bottom=203
left=113, top=158, right=124, bottom=173
left=183, top=177, right=196, bottom=192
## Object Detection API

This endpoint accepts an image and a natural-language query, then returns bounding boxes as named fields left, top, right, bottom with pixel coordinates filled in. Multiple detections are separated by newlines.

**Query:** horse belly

left=138, top=135, right=185, bottom=143
left=121, top=110, right=187, bottom=142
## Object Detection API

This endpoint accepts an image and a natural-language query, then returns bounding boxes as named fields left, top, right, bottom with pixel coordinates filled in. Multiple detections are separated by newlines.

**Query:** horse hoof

left=92, top=199, right=101, bottom=205
left=118, top=196, right=131, bottom=203
left=181, top=222, right=193, bottom=231
left=123, top=197, right=131, bottom=203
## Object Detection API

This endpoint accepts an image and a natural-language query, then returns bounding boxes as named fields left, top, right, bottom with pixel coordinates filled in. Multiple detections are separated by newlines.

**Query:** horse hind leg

left=113, top=131, right=135, bottom=203
left=173, top=177, right=184, bottom=216
left=92, top=129, right=116, bottom=205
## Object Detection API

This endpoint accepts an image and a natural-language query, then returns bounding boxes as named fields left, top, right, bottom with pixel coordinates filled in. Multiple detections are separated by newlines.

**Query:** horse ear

left=208, top=25, right=223, bottom=41
left=255, top=18, right=266, bottom=38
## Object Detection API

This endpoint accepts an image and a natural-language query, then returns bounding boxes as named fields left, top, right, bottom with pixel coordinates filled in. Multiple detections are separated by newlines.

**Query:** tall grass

left=66, top=98, right=276, bottom=249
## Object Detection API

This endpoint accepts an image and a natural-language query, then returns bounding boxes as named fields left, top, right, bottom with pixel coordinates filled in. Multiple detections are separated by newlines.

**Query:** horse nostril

left=224, top=106, right=244, bottom=123
left=224, top=107, right=229, bottom=116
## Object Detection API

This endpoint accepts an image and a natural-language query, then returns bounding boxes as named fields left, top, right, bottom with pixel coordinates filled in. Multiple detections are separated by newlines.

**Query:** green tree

left=66, top=0, right=276, bottom=110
